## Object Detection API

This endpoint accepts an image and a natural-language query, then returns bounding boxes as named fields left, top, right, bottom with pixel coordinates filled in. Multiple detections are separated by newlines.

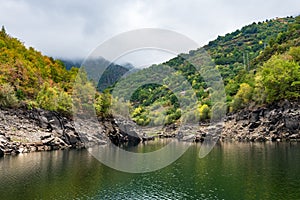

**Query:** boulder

left=289, top=134, right=299, bottom=139
left=66, top=132, right=79, bottom=145
left=42, top=137, right=55, bottom=145
left=250, top=110, right=260, bottom=123
left=182, top=134, right=195, bottom=142
left=285, top=117, right=299, bottom=131
left=249, top=121, right=261, bottom=129
left=0, top=135, right=8, bottom=143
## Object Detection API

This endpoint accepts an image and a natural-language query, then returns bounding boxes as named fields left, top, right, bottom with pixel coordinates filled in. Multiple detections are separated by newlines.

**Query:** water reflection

left=0, top=141, right=299, bottom=199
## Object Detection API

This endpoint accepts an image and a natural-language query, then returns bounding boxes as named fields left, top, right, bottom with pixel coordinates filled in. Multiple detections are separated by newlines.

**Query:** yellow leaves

left=198, top=104, right=210, bottom=120
left=231, top=83, right=253, bottom=110
left=36, top=82, right=72, bottom=115
left=132, top=106, right=143, bottom=118
left=236, top=83, right=253, bottom=104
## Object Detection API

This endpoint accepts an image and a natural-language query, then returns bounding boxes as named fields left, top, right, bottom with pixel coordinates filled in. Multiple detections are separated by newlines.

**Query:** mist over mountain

left=61, top=57, right=133, bottom=92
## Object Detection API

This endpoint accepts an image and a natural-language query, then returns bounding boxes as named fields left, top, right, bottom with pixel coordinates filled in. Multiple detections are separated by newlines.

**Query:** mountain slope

left=118, top=16, right=300, bottom=125
left=0, top=26, right=79, bottom=113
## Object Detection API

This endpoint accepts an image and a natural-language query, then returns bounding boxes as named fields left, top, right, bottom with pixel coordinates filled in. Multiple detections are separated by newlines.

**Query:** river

left=0, top=141, right=300, bottom=199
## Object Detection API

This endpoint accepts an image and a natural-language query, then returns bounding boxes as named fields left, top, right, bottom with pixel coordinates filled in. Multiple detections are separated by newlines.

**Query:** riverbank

left=143, top=100, right=300, bottom=143
left=221, top=100, right=300, bottom=142
left=0, top=107, right=140, bottom=156
left=0, top=100, right=299, bottom=157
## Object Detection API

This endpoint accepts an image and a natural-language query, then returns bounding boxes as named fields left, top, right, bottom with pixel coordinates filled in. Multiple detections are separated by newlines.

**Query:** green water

left=0, top=141, right=300, bottom=199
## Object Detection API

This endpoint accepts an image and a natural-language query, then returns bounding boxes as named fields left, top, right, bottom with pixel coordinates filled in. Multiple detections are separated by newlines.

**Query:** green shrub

left=231, top=83, right=253, bottom=110
left=36, top=83, right=58, bottom=111
left=199, top=104, right=210, bottom=120
left=255, top=55, right=300, bottom=103
left=25, top=100, right=38, bottom=110
left=57, top=91, right=73, bottom=115
left=0, top=83, right=18, bottom=107
left=36, top=82, right=73, bottom=115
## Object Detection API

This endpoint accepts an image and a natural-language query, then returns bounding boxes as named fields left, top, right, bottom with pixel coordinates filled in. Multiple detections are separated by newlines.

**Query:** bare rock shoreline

left=0, top=107, right=140, bottom=156
left=221, top=100, right=300, bottom=142
left=0, top=100, right=299, bottom=157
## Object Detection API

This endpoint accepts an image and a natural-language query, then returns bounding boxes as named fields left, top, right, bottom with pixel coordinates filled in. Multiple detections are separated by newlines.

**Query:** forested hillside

left=124, top=16, right=300, bottom=125
left=0, top=26, right=80, bottom=115
left=0, top=25, right=120, bottom=118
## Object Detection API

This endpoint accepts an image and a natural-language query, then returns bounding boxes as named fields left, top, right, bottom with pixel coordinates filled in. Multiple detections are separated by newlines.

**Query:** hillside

left=0, top=16, right=299, bottom=125
left=0, top=26, right=113, bottom=117
left=118, top=16, right=300, bottom=126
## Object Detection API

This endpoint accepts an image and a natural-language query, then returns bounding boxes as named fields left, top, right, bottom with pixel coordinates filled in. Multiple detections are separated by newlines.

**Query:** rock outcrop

left=221, top=100, right=300, bottom=142
left=0, top=100, right=299, bottom=157
left=0, top=107, right=141, bottom=156
left=144, top=100, right=300, bottom=143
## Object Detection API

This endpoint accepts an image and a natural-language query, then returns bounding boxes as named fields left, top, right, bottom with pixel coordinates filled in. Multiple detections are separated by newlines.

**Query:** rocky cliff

left=0, top=100, right=299, bottom=157
left=221, top=100, right=300, bottom=142
left=0, top=107, right=141, bottom=156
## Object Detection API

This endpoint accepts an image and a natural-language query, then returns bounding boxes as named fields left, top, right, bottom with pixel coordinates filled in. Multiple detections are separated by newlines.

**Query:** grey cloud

left=0, top=0, right=299, bottom=59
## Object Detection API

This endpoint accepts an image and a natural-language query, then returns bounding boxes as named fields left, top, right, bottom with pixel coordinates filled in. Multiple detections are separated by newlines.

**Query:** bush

left=57, top=91, right=73, bottom=115
left=36, top=83, right=58, bottom=111
left=289, top=47, right=300, bottom=62
left=256, top=55, right=300, bottom=103
left=231, top=83, right=253, bottom=110
left=0, top=83, right=18, bottom=107
left=25, top=100, right=38, bottom=110
left=36, top=82, right=73, bottom=115
left=94, top=92, right=112, bottom=117
left=199, top=104, right=210, bottom=120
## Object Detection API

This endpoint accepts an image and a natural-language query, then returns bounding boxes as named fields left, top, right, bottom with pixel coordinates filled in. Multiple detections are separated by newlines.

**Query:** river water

left=0, top=141, right=300, bottom=199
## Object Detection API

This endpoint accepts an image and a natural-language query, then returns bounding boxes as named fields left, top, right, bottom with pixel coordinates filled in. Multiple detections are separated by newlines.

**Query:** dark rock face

left=0, top=108, right=142, bottom=156
left=222, top=100, right=300, bottom=142
left=106, top=117, right=141, bottom=146
left=0, top=108, right=87, bottom=155
left=0, top=100, right=299, bottom=156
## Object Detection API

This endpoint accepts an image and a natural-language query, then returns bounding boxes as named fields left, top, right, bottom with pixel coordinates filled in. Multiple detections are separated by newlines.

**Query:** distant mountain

left=121, top=62, right=135, bottom=70
left=61, top=58, right=133, bottom=92
left=97, top=61, right=130, bottom=92
left=60, top=59, right=82, bottom=70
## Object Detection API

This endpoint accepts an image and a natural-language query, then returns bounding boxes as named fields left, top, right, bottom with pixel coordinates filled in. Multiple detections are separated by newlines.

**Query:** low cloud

left=0, top=0, right=299, bottom=59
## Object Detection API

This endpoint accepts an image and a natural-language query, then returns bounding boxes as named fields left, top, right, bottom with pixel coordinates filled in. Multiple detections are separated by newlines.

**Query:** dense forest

left=0, top=26, right=77, bottom=115
left=0, top=16, right=299, bottom=126
left=119, top=16, right=300, bottom=125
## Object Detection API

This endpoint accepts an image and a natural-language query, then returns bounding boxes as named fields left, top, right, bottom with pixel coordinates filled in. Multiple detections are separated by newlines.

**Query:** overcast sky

left=0, top=0, right=299, bottom=62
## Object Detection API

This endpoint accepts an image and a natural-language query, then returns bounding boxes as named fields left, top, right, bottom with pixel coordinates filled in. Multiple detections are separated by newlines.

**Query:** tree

left=94, top=92, right=112, bottom=117
left=36, top=82, right=73, bottom=115
left=1, top=25, right=6, bottom=36
left=0, top=83, right=18, bottom=107
left=289, top=47, right=300, bottom=63
left=57, top=91, right=73, bottom=115
left=256, top=55, right=300, bottom=103
left=36, top=82, right=58, bottom=111
left=231, top=83, right=253, bottom=110
left=199, top=104, right=210, bottom=120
